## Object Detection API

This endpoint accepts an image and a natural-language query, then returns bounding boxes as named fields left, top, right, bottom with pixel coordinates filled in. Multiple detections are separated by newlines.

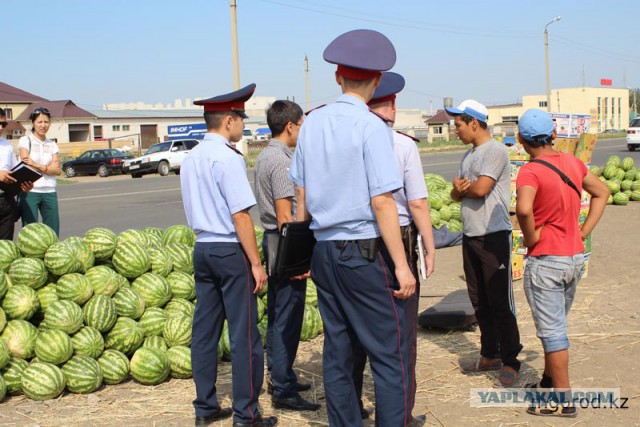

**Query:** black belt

left=334, top=238, right=379, bottom=262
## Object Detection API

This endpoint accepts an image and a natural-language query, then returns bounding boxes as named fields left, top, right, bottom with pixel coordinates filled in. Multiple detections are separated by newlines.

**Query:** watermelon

left=44, top=300, right=84, bottom=334
left=589, top=165, right=601, bottom=176
left=130, top=347, right=170, bottom=385
left=131, top=273, right=172, bottom=308
left=85, top=265, right=121, bottom=296
left=142, top=335, right=168, bottom=351
left=56, top=273, right=93, bottom=305
left=605, top=181, right=620, bottom=194
left=447, top=218, right=463, bottom=233
left=219, top=321, right=230, bottom=360
left=148, top=248, right=173, bottom=277
left=0, top=241, right=20, bottom=273
left=429, top=193, right=443, bottom=210
left=17, top=223, right=58, bottom=258
left=631, top=190, right=640, bottom=201
left=112, top=288, right=146, bottom=319
left=621, top=179, right=634, bottom=191
left=166, top=345, right=192, bottom=379
left=144, top=227, right=164, bottom=239
left=632, top=181, right=640, bottom=192
left=603, top=164, right=617, bottom=179
left=430, top=209, right=441, bottom=227
left=9, top=257, right=48, bottom=289
left=606, top=155, right=621, bottom=168
left=164, top=298, right=195, bottom=319
left=104, top=317, right=145, bottom=356
left=439, top=204, right=452, bottom=221
left=84, top=228, right=117, bottom=261
left=621, top=157, right=635, bottom=171
left=613, top=192, right=629, bottom=206
left=2, top=319, right=38, bottom=360
left=36, top=284, right=59, bottom=312
left=624, top=167, right=637, bottom=181
left=163, top=225, right=196, bottom=247
left=97, top=349, right=130, bottom=385
left=139, top=307, right=168, bottom=337
left=21, top=362, right=66, bottom=400
left=69, top=241, right=95, bottom=272
left=115, top=273, right=130, bottom=290
left=0, top=272, right=7, bottom=300
left=44, top=242, right=83, bottom=276
left=145, top=233, right=163, bottom=250
left=0, top=374, right=5, bottom=402
left=163, top=314, right=192, bottom=347
left=112, top=240, right=150, bottom=278
left=165, top=242, right=194, bottom=274
left=1, top=357, right=29, bottom=395
left=118, top=229, right=150, bottom=247
left=449, top=203, right=462, bottom=221
left=300, top=305, right=320, bottom=341
left=614, top=169, right=626, bottom=181
left=63, top=354, right=103, bottom=394
left=166, top=271, right=196, bottom=300
left=607, top=194, right=614, bottom=205
left=0, top=338, right=10, bottom=370
left=35, top=329, right=74, bottom=365
left=2, top=285, right=40, bottom=320
left=71, top=326, right=104, bottom=359
left=83, top=295, right=118, bottom=333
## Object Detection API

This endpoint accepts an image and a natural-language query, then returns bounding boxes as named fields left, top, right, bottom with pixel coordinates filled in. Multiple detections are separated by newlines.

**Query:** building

left=17, top=101, right=96, bottom=142
left=425, top=110, right=454, bottom=142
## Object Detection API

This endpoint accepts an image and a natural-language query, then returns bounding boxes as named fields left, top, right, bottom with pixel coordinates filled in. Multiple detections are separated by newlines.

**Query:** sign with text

left=168, top=123, right=206, bottom=140
left=551, top=113, right=591, bottom=137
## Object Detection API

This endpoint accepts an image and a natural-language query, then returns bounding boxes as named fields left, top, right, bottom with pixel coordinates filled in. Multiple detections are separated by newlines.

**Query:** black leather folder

left=273, top=220, right=316, bottom=281
left=0, top=162, right=43, bottom=196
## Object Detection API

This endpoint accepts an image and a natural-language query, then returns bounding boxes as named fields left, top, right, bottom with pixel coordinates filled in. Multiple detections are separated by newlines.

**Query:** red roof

left=0, top=82, right=48, bottom=103
left=16, top=100, right=95, bottom=120
left=426, top=109, right=453, bottom=124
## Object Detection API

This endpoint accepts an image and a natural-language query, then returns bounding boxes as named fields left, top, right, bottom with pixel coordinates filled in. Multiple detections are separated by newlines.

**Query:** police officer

left=289, top=30, right=416, bottom=427
left=353, top=72, right=437, bottom=426
left=181, top=84, right=277, bottom=427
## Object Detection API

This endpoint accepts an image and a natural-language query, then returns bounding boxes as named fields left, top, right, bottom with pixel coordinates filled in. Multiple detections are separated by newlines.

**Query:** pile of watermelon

left=0, top=223, right=322, bottom=403
left=424, top=174, right=463, bottom=233
left=590, top=156, right=640, bottom=206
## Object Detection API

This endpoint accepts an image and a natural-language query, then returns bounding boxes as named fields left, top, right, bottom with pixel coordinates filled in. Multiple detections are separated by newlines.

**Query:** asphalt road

left=51, top=137, right=632, bottom=239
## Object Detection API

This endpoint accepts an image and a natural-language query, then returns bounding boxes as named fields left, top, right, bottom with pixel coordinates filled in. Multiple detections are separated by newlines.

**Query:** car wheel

left=98, top=164, right=110, bottom=177
left=132, top=173, right=143, bottom=178
left=64, top=166, right=77, bottom=178
left=158, top=161, right=170, bottom=176
left=629, top=145, right=636, bottom=152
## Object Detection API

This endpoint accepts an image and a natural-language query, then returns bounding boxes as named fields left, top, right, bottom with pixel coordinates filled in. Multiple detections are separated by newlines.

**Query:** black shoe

left=232, top=416, right=279, bottom=426
left=360, top=407, right=373, bottom=419
left=272, top=394, right=321, bottom=411
left=195, top=408, right=233, bottom=426
left=406, top=414, right=427, bottom=427
left=267, top=381, right=312, bottom=395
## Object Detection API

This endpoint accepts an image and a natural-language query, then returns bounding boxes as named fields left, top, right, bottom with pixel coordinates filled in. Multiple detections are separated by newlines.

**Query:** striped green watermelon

left=219, top=320, right=230, bottom=360
left=631, top=190, right=640, bottom=201
left=163, top=314, right=192, bottom=347
left=589, top=165, right=601, bottom=176
left=21, top=362, right=66, bottom=400
left=104, top=317, right=145, bottom=356
left=614, top=169, right=626, bottom=181
left=621, top=179, right=634, bottom=191
left=2, top=285, right=40, bottom=320
left=163, top=225, right=196, bottom=247
left=142, top=335, right=168, bottom=351
left=83, top=295, right=117, bottom=333
left=166, top=271, right=196, bottom=300
left=449, top=203, right=462, bottom=221
left=607, top=194, right=614, bottom=205
left=305, top=280, right=318, bottom=307
left=112, top=240, right=150, bottom=278
left=97, top=349, right=129, bottom=385
left=165, top=242, right=194, bottom=274
left=624, top=167, right=637, bottom=181
left=606, top=155, right=621, bottom=168
left=115, top=273, right=130, bottom=290
left=255, top=226, right=264, bottom=263
left=621, top=157, right=635, bottom=171
left=36, top=284, right=59, bottom=312
left=138, top=307, right=168, bottom=337
left=118, top=229, right=150, bottom=248
left=148, top=248, right=173, bottom=277
left=131, top=273, right=172, bottom=308
left=606, top=180, right=621, bottom=194
left=0, top=338, right=10, bottom=370
left=603, top=164, right=617, bottom=179
left=1, top=357, right=29, bottom=395
left=439, top=204, right=452, bottom=221
left=257, top=315, right=267, bottom=347
left=130, top=347, right=170, bottom=385
left=0, top=240, right=20, bottom=273
left=44, top=300, right=84, bottom=334
left=56, top=273, right=93, bottom=305
left=166, top=345, right=192, bottom=379
left=85, top=265, right=121, bottom=297
left=9, top=257, right=48, bottom=289
left=63, top=354, right=103, bottom=394
left=147, top=234, right=164, bottom=251
left=34, top=329, right=74, bottom=365
left=299, top=305, right=320, bottom=341
left=429, top=193, right=444, bottom=210
left=430, top=209, right=441, bottom=227
left=17, top=223, right=58, bottom=258
left=0, top=374, right=5, bottom=401
left=0, top=271, right=7, bottom=299
left=2, top=320, right=38, bottom=359
left=256, top=295, right=265, bottom=322
left=164, top=298, right=195, bottom=319
left=84, top=228, right=117, bottom=261
left=44, top=242, right=83, bottom=276
left=71, top=326, right=104, bottom=359
left=69, top=241, right=95, bottom=273
left=0, top=307, right=5, bottom=334
left=632, top=181, right=640, bottom=192
left=613, top=192, right=629, bottom=206
left=112, top=288, right=146, bottom=319
left=144, top=227, right=164, bottom=240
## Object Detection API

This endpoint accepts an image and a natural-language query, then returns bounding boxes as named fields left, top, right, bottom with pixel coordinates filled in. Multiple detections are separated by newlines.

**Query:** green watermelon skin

left=17, top=223, right=58, bottom=259
left=98, top=349, right=130, bottom=385
left=613, top=192, right=629, bottom=206
left=162, top=314, right=192, bottom=347
left=117, top=229, right=150, bottom=247
left=131, top=273, right=172, bottom=308
left=166, top=345, right=192, bottom=379
left=305, top=280, right=318, bottom=307
left=0, top=241, right=21, bottom=273
left=20, top=362, right=66, bottom=401
left=166, top=271, right=196, bottom=300
left=138, top=307, right=168, bottom=337
left=165, top=243, right=194, bottom=275
left=621, top=157, right=635, bottom=171
left=84, top=228, right=117, bottom=261
left=83, top=295, right=118, bottom=333
left=148, top=248, right=173, bottom=277
left=1, top=319, right=39, bottom=359
left=130, top=347, right=170, bottom=385
left=44, top=242, right=83, bottom=276
left=164, top=298, right=195, bottom=319
left=142, top=335, right=168, bottom=351
left=630, top=190, right=640, bottom=201
left=0, top=338, right=11, bottom=370
left=104, top=317, right=145, bottom=356
left=85, top=265, right=121, bottom=297
left=163, top=225, right=196, bottom=247
left=71, top=326, right=105, bottom=359
left=1, top=357, right=29, bottom=395
left=9, top=257, right=48, bottom=290
left=0, top=374, right=5, bottom=401
left=112, top=241, right=150, bottom=278
left=44, top=300, right=84, bottom=335
left=36, top=284, right=59, bottom=312
left=34, top=329, right=74, bottom=365
left=112, top=288, right=146, bottom=319
left=63, top=354, right=103, bottom=394
left=2, top=285, right=40, bottom=320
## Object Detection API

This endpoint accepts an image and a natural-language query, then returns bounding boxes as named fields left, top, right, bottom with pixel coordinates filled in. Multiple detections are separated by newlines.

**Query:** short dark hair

left=0, top=107, right=5, bottom=118
left=204, top=110, right=241, bottom=130
left=523, top=135, right=553, bottom=148
left=267, top=100, right=303, bottom=137
left=459, top=113, right=488, bottom=130
left=29, top=107, right=51, bottom=122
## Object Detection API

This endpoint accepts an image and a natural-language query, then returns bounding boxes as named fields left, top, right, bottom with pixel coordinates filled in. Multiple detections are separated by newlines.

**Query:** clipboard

left=273, top=220, right=316, bottom=281
left=0, top=162, right=43, bottom=196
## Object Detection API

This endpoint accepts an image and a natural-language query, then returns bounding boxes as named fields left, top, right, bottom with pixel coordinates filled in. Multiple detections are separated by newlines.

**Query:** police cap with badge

left=194, top=83, right=256, bottom=118
left=323, top=29, right=396, bottom=80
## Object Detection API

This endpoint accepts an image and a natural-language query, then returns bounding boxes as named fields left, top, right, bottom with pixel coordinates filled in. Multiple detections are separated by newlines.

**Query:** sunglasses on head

left=33, top=108, right=50, bottom=115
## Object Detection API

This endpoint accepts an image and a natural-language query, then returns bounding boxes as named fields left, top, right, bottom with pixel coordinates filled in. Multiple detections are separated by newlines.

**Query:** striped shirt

left=254, top=139, right=296, bottom=231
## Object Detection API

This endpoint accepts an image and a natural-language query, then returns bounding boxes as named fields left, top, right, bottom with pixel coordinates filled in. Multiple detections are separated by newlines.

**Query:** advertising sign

left=168, top=123, right=206, bottom=140
left=550, top=113, right=591, bottom=137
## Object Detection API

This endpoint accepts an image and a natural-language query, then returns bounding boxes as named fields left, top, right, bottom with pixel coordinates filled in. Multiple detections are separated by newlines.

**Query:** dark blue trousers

left=191, top=242, right=264, bottom=424
left=312, top=240, right=409, bottom=427
left=262, top=233, right=307, bottom=397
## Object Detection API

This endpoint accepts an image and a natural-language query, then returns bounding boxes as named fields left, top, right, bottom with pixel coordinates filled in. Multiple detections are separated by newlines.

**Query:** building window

left=112, top=125, right=120, bottom=131
left=432, top=126, right=443, bottom=135
left=538, top=101, right=548, bottom=108
left=502, top=116, right=518, bottom=123
left=3, top=108, right=12, bottom=120
left=123, top=125, right=130, bottom=131
left=604, top=97, right=608, bottom=115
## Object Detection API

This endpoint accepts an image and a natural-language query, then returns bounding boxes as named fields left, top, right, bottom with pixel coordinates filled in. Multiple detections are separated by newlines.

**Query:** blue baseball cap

left=518, top=108, right=555, bottom=143
left=368, top=72, right=405, bottom=105
left=445, top=99, right=489, bottom=123
left=324, top=29, right=396, bottom=80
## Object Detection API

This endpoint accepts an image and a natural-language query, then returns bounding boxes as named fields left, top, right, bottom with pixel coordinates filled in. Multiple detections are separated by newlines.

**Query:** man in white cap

left=447, top=99, right=522, bottom=388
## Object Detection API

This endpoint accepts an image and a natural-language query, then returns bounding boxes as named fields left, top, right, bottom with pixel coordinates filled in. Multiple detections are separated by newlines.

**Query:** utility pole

left=544, top=16, right=561, bottom=112
left=305, top=55, right=310, bottom=111
left=230, top=0, right=240, bottom=90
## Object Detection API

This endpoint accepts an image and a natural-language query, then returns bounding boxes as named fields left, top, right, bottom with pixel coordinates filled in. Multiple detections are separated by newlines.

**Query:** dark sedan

left=63, top=149, right=133, bottom=178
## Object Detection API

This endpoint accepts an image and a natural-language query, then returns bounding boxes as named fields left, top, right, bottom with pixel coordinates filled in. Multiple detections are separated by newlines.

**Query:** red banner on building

left=600, top=78, right=613, bottom=86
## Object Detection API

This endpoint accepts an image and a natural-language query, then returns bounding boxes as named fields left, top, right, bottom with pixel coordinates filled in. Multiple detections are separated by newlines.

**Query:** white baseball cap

left=445, top=99, right=489, bottom=123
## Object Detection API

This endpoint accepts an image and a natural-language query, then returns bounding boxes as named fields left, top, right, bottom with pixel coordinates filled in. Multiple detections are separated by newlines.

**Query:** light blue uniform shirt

left=393, top=131, right=429, bottom=226
left=289, top=94, right=402, bottom=241
left=180, top=133, right=256, bottom=243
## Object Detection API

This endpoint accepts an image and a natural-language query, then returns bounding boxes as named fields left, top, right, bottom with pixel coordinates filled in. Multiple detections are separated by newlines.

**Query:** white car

left=123, top=139, right=199, bottom=178
left=627, top=118, right=640, bottom=151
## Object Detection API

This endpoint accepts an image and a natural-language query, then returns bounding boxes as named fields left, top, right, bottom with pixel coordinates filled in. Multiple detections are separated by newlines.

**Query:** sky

left=4, top=0, right=640, bottom=112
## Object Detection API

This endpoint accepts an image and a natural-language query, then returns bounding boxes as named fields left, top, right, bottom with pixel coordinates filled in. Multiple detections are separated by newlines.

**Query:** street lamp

left=544, top=16, right=561, bottom=112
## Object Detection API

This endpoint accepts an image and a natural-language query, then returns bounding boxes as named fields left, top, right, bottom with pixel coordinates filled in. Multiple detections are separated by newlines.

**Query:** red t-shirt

left=516, top=152, right=588, bottom=257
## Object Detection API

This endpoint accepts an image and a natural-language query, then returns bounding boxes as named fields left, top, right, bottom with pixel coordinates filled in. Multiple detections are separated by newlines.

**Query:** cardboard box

left=574, top=133, right=598, bottom=164
left=554, top=137, right=578, bottom=154
left=512, top=253, right=524, bottom=281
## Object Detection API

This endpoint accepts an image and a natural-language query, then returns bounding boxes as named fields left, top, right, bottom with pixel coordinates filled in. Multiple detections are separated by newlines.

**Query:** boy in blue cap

left=181, top=84, right=277, bottom=427
left=290, top=29, right=415, bottom=426
left=516, top=108, right=609, bottom=417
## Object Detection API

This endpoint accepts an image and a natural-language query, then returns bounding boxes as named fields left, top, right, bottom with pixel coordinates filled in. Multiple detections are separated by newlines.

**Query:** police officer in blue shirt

left=181, top=84, right=277, bottom=427
left=289, top=30, right=416, bottom=427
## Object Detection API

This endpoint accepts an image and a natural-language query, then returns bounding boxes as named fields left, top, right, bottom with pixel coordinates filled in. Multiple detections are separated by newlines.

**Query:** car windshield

left=144, top=142, right=171, bottom=155
left=243, top=129, right=252, bottom=136
left=109, top=149, right=125, bottom=157
left=78, top=151, right=92, bottom=159
left=630, top=118, right=640, bottom=128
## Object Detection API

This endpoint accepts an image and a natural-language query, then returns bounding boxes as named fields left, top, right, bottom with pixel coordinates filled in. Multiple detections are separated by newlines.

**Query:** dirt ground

left=1, top=203, right=639, bottom=426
